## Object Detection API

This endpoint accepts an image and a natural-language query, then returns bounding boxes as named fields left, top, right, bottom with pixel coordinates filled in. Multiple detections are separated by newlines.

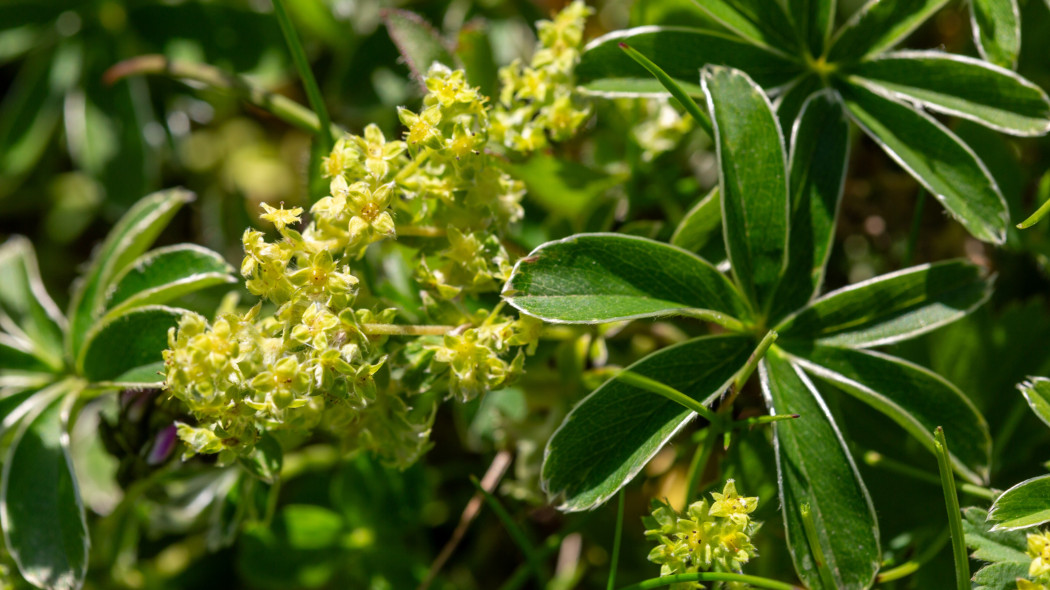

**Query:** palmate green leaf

left=989, top=475, right=1050, bottom=531
left=787, top=0, right=834, bottom=57
left=973, top=561, right=1030, bottom=590
left=1, top=382, right=88, bottom=590
left=849, top=52, right=1050, bottom=137
left=670, top=186, right=723, bottom=259
left=787, top=346, right=990, bottom=484
left=575, top=27, right=801, bottom=97
left=760, top=350, right=879, bottom=590
left=0, top=237, right=65, bottom=372
left=769, top=91, right=849, bottom=323
left=502, top=233, right=751, bottom=328
left=702, top=65, right=788, bottom=314
left=773, top=74, right=821, bottom=133
left=104, top=244, right=235, bottom=319
left=827, top=0, right=949, bottom=62
left=78, top=306, right=185, bottom=384
left=777, top=260, right=992, bottom=348
left=970, top=0, right=1020, bottom=71
left=687, top=0, right=797, bottom=52
left=542, top=335, right=753, bottom=511
left=964, top=506, right=1030, bottom=563
left=67, top=188, right=193, bottom=362
left=1019, top=377, right=1050, bottom=430
left=837, top=80, right=1009, bottom=244
left=383, top=9, right=459, bottom=86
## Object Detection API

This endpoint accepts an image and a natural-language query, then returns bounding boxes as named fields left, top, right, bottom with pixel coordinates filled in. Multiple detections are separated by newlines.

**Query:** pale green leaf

left=828, top=0, right=949, bottom=62
left=837, top=80, right=1008, bottom=243
left=971, top=0, right=1020, bottom=70
left=239, top=432, right=283, bottom=484
left=789, top=346, right=990, bottom=484
left=760, top=350, right=880, bottom=590
left=1019, top=377, right=1050, bottom=430
left=383, top=9, right=459, bottom=85
left=973, top=561, right=1030, bottom=590
left=576, top=26, right=800, bottom=98
left=850, top=51, right=1050, bottom=136
left=990, top=475, right=1050, bottom=531
left=104, top=244, right=235, bottom=318
left=769, top=91, right=849, bottom=322
left=502, top=233, right=751, bottom=327
left=501, top=155, right=625, bottom=219
left=777, top=260, right=992, bottom=348
left=0, top=236, right=66, bottom=372
left=963, top=506, right=1029, bottom=563
left=670, top=186, right=723, bottom=258
left=702, top=65, right=788, bottom=313
left=542, top=335, right=753, bottom=511
left=67, top=188, right=194, bottom=361
left=1, top=382, right=88, bottom=590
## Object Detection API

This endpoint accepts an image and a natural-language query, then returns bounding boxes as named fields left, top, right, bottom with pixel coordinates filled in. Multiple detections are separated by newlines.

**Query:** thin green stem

left=863, top=451, right=996, bottom=501
left=617, top=43, right=714, bottom=136
left=678, top=308, right=747, bottom=332
left=618, top=572, right=800, bottom=590
left=395, top=147, right=433, bottom=183
left=1017, top=171, right=1050, bottom=229
left=903, top=186, right=927, bottom=266
left=732, top=413, right=800, bottom=430
left=359, top=323, right=456, bottom=336
left=934, top=427, right=970, bottom=590
left=730, top=331, right=778, bottom=400
left=470, top=476, right=548, bottom=588
left=395, top=225, right=446, bottom=237
left=263, top=479, right=282, bottom=527
left=615, top=370, right=719, bottom=423
left=685, top=428, right=719, bottom=502
left=800, top=503, right=837, bottom=590
left=104, top=55, right=343, bottom=138
left=271, top=0, right=333, bottom=152
left=607, top=491, right=625, bottom=590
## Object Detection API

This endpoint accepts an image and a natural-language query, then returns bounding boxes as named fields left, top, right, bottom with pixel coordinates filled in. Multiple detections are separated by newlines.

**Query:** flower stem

left=395, top=225, right=446, bottom=237
left=614, top=370, right=719, bottom=423
left=607, top=491, right=625, bottom=590
left=359, top=323, right=456, bottom=336
left=863, top=450, right=996, bottom=501
left=272, top=0, right=334, bottom=152
left=685, top=428, right=719, bottom=502
left=726, top=330, right=778, bottom=404
left=800, top=503, right=837, bottom=590
left=934, top=427, right=970, bottom=590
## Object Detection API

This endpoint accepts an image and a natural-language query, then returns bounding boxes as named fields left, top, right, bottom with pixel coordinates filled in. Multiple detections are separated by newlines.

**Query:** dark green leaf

left=788, top=0, right=834, bottom=57
left=828, top=0, right=949, bottom=62
left=760, top=350, right=879, bottom=590
left=777, top=260, right=992, bottom=348
left=687, top=0, right=798, bottom=51
left=1, top=383, right=88, bottom=590
left=849, top=51, right=1050, bottom=136
left=0, top=387, right=40, bottom=437
left=1020, top=377, right=1050, bottom=430
left=0, top=237, right=65, bottom=371
left=383, top=9, right=459, bottom=87
left=542, top=335, right=753, bottom=511
left=67, top=188, right=194, bottom=362
left=769, top=91, right=849, bottom=322
left=238, top=504, right=345, bottom=589
left=963, top=506, right=1029, bottom=563
left=702, top=65, right=788, bottom=313
left=971, top=0, right=1020, bottom=70
left=500, top=155, right=625, bottom=219
left=576, top=27, right=801, bottom=97
left=78, top=306, right=185, bottom=383
left=989, top=475, right=1050, bottom=531
left=108, top=361, right=166, bottom=389
left=455, top=21, right=498, bottom=98
left=0, top=336, right=51, bottom=375
left=503, top=233, right=751, bottom=327
left=789, top=345, right=990, bottom=484
left=670, top=186, right=723, bottom=257
left=837, top=80, right=1008, bottom=244
left=973, top=561, right=1030, bottom=590
left=239, top=432, right=283, bottom=484
left=105, top=244, right=234, bottom=317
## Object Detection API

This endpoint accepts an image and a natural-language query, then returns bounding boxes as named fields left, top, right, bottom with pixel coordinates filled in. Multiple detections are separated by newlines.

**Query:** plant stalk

left=618, top=571, right=800, bottom=590
left=271, top=0, right=334, bottom=152
left=934, top=427, right=970, bottom=590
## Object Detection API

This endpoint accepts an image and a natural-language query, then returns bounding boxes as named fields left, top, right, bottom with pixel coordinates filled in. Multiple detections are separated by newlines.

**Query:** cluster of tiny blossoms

left=492, top=0, right=593, bottom=151
left=644, top=481, right=761, bottom=590
left=1020, top=530, right=1050, bottom=590
left=163, top=4, right=591, bottom=468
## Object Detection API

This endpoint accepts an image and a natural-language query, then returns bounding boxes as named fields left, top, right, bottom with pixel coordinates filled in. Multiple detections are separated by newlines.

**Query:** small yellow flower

left=709, top=479, right=758, bottom=524
left=260, top=202, right=303, bottom=231
left=1029, top=531, right=1050, bottom=578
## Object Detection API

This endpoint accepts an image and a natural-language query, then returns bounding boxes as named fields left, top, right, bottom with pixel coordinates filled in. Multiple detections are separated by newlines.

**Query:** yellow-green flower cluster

left=1020, top=531, right=1050, bottom=590
left=492, top=0, right=593, bottom=152
left=163, top=3, right=594, bottom=468
left=644, top=480, right=760, bottom=589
